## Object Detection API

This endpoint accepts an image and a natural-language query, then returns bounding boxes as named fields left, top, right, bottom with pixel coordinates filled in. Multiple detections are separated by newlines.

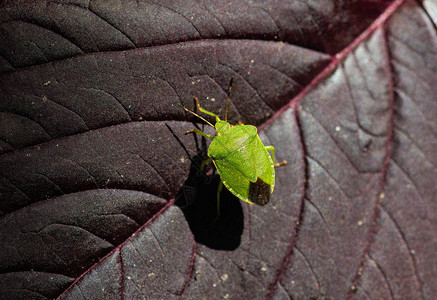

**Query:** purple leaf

left=1, top=0, right=436, bottom=299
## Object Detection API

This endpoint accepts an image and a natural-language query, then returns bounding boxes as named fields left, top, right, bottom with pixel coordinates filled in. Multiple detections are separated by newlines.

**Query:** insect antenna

left=181, top=104, right=215, bottom=128
left=225, top=78, right=233, bottom=122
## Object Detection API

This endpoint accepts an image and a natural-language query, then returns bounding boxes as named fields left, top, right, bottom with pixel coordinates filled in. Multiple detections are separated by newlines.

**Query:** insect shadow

left=173, top=128, right=244, bottom=250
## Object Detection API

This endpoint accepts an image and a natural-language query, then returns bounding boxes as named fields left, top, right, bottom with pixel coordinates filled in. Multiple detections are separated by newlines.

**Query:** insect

left=183, top=79, right=287, bottom=218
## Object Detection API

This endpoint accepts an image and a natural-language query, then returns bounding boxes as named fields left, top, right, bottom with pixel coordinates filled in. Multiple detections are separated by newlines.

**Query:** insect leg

left=184, top=129, right=214, bottom=139
left=199, top=157, right=213, bottom=173
left=216, top=180, right=224, bottom=218
left=194, top=97, right=219, bottom=119
left=209, top=180, right=224, bottom=224
left=265, top=145, right=287, bottom=167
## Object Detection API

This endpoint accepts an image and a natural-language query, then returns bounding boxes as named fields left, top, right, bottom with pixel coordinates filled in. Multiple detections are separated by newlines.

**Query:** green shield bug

left=184, top=79, right=287, bottom=218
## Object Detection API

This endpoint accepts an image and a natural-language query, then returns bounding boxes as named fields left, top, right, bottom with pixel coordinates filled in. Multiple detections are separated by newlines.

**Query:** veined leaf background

left=0, top=0, right=436, bottom=299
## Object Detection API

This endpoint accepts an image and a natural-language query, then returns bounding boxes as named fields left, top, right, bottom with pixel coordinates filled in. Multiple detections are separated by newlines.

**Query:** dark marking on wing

left=249, top=177, right=271, bottom=205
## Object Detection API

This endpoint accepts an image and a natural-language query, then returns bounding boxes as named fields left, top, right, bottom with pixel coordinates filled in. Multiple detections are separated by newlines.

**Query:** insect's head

left=215, top=120, right=231, bottom=134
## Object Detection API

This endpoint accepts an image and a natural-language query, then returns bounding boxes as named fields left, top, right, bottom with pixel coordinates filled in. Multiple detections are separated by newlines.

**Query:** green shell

left=208, top=124, right=275, bottom=205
